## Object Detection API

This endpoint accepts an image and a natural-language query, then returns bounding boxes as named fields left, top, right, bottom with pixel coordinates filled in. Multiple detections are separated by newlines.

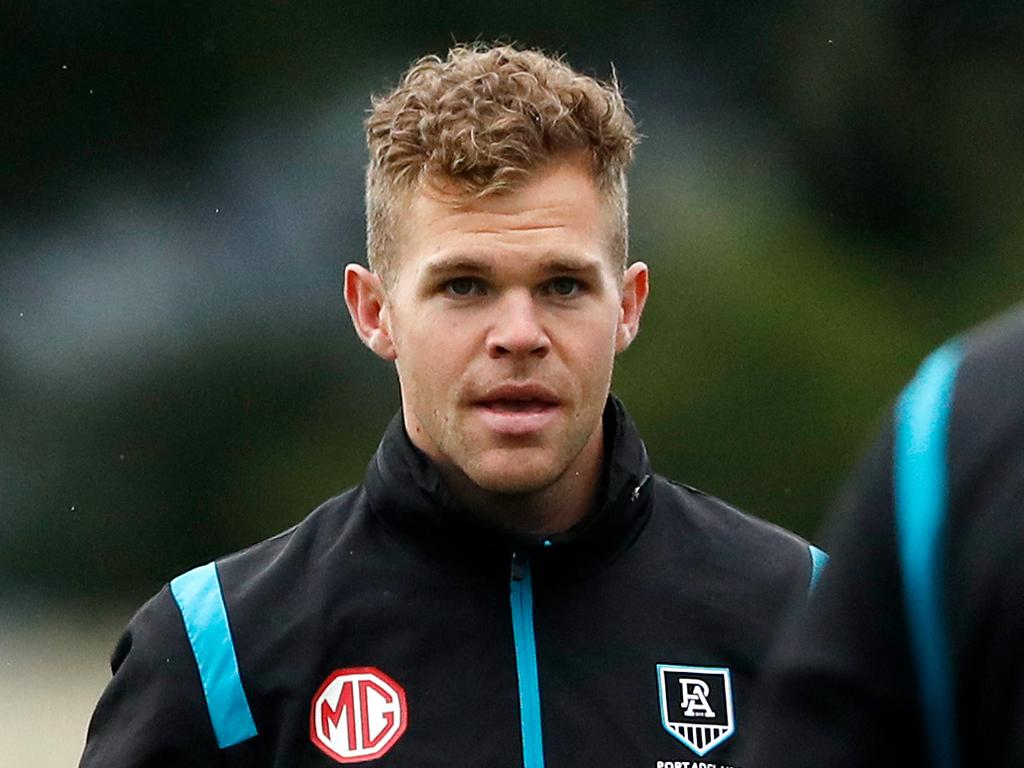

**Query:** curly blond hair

left=364, top=44, right=639, bottom=281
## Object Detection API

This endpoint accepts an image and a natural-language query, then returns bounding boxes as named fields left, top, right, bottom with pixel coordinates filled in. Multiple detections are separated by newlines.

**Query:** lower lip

left=474, top=403, right=561, bottom=436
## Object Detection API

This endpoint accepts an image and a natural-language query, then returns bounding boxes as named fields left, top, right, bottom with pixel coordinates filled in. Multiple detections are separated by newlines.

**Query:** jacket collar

left=363, top=394, right=653, bottom=576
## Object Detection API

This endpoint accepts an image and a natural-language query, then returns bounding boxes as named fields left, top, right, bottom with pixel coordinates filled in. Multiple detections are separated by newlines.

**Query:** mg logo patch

left=657, top=664, right=735, bottom=756
left=310, top=667, right=408, bottom=763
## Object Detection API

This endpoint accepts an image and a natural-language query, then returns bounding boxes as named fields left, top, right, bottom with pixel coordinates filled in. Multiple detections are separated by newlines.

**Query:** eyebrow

left=420, top=257, right=495, bottom=281
left=538, top=258, right=601, bottom=274
left=420, top=253, right=603, bottom=281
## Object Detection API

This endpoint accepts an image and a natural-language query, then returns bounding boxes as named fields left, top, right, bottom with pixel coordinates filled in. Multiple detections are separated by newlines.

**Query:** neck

left=435, top=426, right=605, bottom=537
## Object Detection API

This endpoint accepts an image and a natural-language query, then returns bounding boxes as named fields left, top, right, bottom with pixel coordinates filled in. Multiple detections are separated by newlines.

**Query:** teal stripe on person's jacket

left=170, top=562, right=258, bottom=749
left=894, top=341, right=963, bottom=768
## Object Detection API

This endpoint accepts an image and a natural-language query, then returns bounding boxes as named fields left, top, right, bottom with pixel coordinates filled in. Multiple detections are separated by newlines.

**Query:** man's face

left=347, top=156, right=647, bottom=496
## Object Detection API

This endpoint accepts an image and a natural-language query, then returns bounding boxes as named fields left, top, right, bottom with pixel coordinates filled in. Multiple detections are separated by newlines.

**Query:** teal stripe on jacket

left=894, top=341, right=963, bottom=768
left=807, top=545, right=828, bottom=592
left=170, top=561, right=258, bottom=749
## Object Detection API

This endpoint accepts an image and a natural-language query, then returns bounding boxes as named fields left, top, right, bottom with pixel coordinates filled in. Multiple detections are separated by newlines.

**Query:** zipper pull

left=510, top=550, right=527, bottom=582
left=631, top=473, right=651, bottom=502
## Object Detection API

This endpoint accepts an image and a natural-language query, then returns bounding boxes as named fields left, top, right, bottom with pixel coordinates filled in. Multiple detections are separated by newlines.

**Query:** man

left=81, top=44, right=818, bottom=767
left=746, top=305, right=1024, bottom=768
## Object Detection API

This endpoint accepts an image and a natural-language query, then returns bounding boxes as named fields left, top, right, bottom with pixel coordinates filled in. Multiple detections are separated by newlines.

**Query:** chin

left=466, top=456, right=560, bottom=495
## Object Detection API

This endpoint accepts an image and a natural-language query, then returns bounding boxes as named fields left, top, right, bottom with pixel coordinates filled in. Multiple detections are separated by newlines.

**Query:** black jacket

left=81, top=396, right=816, bottom=767
left=747, top=305, right=1024, bottom=768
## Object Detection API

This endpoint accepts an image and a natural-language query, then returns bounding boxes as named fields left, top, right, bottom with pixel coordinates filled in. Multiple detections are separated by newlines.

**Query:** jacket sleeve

left=743, top=422, right=926, bottom=767
left=79, top=586, right=221, bottom=767
left=986, top=548, right=1024, bottom=768
left=953, top=468, right=1024, bottom=768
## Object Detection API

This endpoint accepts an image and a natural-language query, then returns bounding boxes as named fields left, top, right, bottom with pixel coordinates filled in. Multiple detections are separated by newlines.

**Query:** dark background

left=4, top=1, right=1023, bottom=615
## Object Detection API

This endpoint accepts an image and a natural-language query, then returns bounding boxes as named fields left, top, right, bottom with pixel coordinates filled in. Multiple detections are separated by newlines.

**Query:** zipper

left=510, top=550, right=546, bottom=768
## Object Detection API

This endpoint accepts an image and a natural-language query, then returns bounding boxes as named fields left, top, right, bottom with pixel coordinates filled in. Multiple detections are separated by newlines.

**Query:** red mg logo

left=310, top=667, right=408, bottom=763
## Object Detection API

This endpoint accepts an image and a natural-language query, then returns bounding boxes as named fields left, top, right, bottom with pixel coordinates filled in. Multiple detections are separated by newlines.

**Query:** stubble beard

left=422, top=402, right=603, bottom=533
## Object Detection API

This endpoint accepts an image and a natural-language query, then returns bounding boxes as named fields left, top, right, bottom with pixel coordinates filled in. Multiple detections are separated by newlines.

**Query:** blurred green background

left=2, top=1, right=1023, bottom=761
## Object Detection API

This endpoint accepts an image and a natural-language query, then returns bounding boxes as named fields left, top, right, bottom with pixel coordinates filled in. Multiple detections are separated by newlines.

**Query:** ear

left=344, top=264, right=396, bottom=361
left=615, top=261, right=649, bottom=353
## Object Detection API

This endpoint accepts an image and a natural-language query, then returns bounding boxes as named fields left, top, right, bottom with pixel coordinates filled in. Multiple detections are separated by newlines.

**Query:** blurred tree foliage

left=2, top=1, right=1022, bottom=607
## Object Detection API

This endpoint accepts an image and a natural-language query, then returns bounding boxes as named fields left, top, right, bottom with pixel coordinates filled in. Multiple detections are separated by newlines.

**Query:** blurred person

left=746, top=304, right=1024, bottom=768
left=81, top=44, right=819, bottom=767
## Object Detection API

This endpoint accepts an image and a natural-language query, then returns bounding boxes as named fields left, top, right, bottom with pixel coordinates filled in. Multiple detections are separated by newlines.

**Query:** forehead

left=393, top=159, right=616, bottom=279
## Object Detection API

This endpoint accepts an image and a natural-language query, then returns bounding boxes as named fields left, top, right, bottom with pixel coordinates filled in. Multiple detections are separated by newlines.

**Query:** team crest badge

left=310, top=667, right=408, bottom=763
left=657, top=664, right=735, bottom=756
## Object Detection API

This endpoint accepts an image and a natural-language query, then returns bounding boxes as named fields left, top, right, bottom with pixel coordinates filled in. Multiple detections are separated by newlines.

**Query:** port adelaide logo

left=657, top=665, right=735, bottom=756
left=310, top=667, right=408, bottom=763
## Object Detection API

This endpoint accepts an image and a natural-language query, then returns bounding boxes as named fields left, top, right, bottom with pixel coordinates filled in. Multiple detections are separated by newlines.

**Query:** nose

left=487, top=290, right=550, bottom=359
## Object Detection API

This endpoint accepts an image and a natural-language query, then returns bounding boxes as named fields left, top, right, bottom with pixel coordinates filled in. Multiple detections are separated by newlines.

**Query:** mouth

left=471, top=384, right=562, bottom=435
left=474, top=383, right=560, bottom=410
left=478, top=398, right=555, bottom=413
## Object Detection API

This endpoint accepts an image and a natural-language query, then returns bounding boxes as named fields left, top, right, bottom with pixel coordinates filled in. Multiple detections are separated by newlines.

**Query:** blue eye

left=446, top=277, right=482, bottom=296
left=549, top=277, right=581, bottom=296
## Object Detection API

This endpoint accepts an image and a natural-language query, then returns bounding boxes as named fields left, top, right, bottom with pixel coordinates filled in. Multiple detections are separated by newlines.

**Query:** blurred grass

left=1, top=613, right=123, bottom=767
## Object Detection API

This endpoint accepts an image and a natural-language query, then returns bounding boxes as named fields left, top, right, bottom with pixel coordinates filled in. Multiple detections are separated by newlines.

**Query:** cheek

left=394, top=314, right=472, bottom=393
left=567, top=312, right=620, bottom=366
left=557, top=329, right=617, bottom=411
